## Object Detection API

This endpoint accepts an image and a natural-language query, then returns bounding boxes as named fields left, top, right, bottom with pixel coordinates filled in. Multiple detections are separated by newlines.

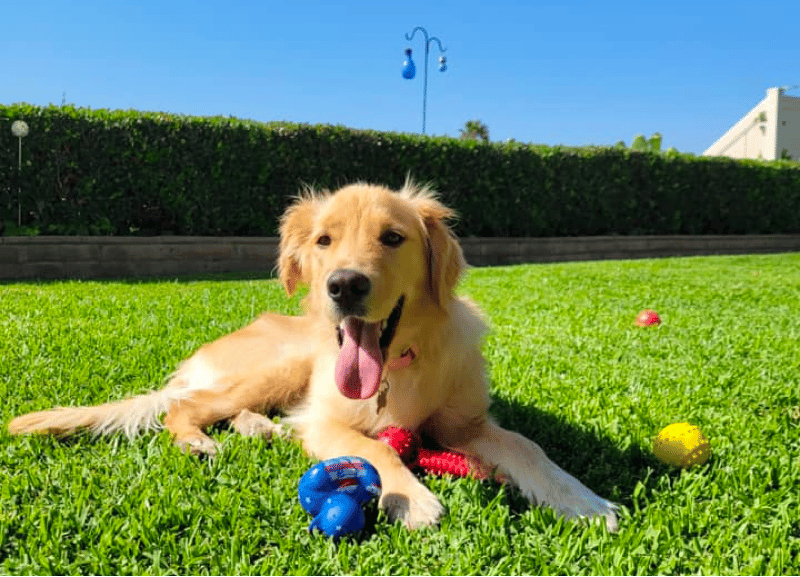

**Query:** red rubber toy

left=635, top=309, right=661, bottom=327
left=377, top=426, right=488, bottom=479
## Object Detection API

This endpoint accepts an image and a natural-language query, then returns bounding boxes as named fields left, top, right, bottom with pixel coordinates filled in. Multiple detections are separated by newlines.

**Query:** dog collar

left=387, top=344, right=418, bottom=371
left=377, top=345, right=418, bottom=414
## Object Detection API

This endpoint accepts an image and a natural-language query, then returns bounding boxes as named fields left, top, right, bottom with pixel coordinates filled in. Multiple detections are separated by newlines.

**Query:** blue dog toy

left=298, top=456, right=381, bottom=538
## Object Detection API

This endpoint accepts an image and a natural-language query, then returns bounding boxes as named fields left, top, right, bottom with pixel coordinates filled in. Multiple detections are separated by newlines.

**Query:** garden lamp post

left=402, top=26, right=447, bottom=134
left=11, top=120, right=29, bottom=227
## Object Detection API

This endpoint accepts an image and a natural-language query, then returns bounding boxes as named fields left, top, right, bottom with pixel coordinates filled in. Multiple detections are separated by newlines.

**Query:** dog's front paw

left=379, top=472, right=444, bottom=529
left=534, top=461, right=619, bottom=531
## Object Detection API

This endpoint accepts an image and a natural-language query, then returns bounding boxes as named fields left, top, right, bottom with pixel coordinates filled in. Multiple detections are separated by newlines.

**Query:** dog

left=8, top=181, right=618, bottom=531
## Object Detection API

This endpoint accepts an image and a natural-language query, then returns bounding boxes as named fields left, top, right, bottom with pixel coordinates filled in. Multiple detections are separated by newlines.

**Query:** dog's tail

left=8, top=388, right=176, bottom=439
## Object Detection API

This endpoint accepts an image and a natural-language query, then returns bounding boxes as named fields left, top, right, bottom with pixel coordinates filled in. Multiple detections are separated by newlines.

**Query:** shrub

left=2, top=103, right=799, bottom=237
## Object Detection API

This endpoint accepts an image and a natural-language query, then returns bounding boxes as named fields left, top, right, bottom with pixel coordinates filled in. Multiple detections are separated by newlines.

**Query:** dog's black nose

left=327, top=269, right=371, bottom=312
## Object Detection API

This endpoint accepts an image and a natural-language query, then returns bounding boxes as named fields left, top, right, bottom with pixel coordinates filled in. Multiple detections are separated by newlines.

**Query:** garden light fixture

left=402, top=26, right=447, bottom=134
left=11, top=120, right=29, bottom=227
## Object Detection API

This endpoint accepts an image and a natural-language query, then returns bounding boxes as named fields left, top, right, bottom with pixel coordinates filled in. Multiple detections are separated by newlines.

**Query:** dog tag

left=376, top=380, right=390, bottom=413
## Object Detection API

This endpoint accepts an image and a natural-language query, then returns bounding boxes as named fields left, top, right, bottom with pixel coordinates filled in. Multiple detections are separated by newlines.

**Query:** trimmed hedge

left=2, top=103, right=800, bottom=237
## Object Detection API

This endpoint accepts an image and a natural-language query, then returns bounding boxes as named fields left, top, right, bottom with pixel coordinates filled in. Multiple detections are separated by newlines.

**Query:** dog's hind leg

left=164, top=403, right=287, bottom=456
left=159, top=313, right=315, bottom=455
left=162, top=400, right=221, bottom=456
left=161, top=385, right=272, bottom=456
left=230, top=408, right=285, bottom=440
left=162, top=361, right=309, bottom=456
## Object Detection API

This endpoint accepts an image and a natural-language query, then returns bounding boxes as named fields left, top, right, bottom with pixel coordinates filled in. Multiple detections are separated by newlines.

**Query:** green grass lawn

left=1, top=253, right=799, bottom=575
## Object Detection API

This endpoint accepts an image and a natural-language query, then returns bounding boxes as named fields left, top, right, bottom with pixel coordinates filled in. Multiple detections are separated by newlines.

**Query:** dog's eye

left=380, top=231, right=405, bottom=247
left=316, top=234, right=331, bottom=247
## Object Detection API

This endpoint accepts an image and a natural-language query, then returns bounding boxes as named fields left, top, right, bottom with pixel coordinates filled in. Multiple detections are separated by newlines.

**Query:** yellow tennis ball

left=653, top=422, right=711, bottom=468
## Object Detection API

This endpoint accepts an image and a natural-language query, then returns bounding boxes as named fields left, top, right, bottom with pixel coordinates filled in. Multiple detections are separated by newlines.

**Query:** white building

left=703, top=87, right=800, bottom=161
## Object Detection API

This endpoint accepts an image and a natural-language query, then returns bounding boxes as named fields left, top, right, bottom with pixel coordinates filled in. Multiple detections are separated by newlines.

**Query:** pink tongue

left=334, top=318, right=384, bottom=400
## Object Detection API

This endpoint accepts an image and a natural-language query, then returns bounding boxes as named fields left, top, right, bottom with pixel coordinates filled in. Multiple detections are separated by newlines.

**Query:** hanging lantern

left=402, top=48, right=416, bottom=79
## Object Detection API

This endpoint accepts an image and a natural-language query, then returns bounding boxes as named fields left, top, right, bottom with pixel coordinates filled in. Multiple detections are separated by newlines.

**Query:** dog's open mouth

left=334, top=295, right=405, bottom=400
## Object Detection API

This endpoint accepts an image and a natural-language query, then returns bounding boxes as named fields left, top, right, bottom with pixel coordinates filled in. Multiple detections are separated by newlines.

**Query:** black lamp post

left=402, top=27, right=447, bottom=134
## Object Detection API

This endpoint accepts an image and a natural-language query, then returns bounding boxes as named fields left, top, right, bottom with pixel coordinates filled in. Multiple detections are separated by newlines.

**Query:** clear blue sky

left=5, top=0, right=799, bottom=154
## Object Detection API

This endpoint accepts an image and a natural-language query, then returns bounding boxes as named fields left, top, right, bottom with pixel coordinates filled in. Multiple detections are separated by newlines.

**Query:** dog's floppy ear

left=278, top=194, right=320, bottom=296
left=414, top=196, right=466, bottom=309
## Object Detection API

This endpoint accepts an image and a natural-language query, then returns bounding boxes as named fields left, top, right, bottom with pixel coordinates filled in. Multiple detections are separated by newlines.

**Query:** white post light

left=11, top=120, right=29, bottom=227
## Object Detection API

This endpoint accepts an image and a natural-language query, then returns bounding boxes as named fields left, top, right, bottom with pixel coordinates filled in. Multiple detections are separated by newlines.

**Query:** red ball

left=635, top=309, right=661, bottom=327
left=377, top=426, right=419, bottom=464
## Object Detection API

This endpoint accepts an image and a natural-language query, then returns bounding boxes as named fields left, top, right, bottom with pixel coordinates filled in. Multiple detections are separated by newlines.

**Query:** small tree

left=630, top=132, right=662, bottom=153
left=459, top=120, right=490, bottom=143
left=648, top=132, right=662, bottom=153
left=630, top=134, right=649, bottom=151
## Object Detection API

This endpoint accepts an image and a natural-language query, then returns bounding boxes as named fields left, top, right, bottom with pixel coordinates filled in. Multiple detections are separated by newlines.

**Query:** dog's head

left=278, top=181, right=465, bottom=400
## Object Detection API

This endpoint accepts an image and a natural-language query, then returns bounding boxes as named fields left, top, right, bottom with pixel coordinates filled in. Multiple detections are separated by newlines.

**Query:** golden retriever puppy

left=8, top=182, right=618, bottom=531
